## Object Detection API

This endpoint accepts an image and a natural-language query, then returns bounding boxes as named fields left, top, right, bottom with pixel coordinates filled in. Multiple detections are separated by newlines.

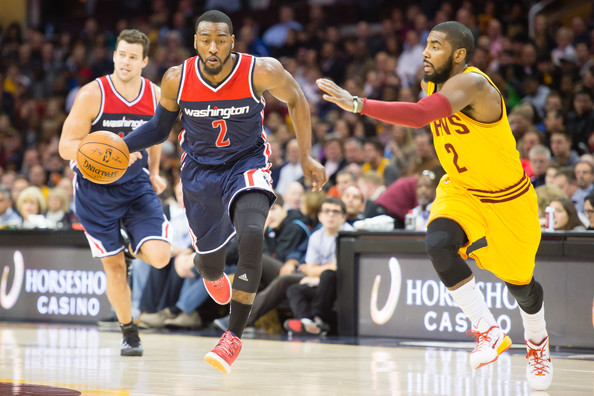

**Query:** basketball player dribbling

left=59, top=29, right=172, bottom=356
left=317, top=21, right=553, bottom=391
left=122, top=10, right=327, bottom=374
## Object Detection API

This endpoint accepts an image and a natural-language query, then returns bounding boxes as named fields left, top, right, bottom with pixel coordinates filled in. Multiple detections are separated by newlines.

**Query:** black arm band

left=123, top=104, right=179, bottom=152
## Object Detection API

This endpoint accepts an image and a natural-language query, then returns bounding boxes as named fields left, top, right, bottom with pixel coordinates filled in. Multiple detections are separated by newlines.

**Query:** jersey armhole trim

left=91, top=79, right=104, bottom=126
left=177, top=60, right=187, bottom=105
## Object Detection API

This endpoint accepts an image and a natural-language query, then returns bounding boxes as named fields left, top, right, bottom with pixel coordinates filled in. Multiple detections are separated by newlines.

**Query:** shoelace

left=526, top=347, right=550, bottom=375
left=216, top=333, right=240, bottom=356
left=466, top=328, right=495, bottom=351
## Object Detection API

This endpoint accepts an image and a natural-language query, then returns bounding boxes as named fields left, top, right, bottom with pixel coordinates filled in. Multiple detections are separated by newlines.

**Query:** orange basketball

left=76, top=131, right=130, bottom=184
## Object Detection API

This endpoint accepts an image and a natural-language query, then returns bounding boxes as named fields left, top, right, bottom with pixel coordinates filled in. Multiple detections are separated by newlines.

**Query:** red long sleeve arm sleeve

left=361, top=93, right=453, bottom=128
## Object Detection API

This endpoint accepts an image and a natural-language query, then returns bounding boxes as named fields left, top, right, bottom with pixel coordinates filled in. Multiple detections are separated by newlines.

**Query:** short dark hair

left=196, top=10, right=233, bottom=35
left=321, top=196, right=346, bottom=214
left=432, top=21, right=475, bottom=62
left=116, top=29, right=150, bottom=59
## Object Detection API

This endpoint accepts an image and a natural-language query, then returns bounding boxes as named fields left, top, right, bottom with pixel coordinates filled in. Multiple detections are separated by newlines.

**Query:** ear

left=454, top=48, right=467, bottom=64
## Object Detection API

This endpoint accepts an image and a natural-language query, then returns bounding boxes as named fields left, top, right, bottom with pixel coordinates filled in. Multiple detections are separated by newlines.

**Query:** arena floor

left=0, top=322, right=593, bottom=395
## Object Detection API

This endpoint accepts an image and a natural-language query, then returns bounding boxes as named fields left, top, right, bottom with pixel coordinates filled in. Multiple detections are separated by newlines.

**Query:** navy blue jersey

left=72, top=75, right=157, bottom=185
left=177, top=53, right=271, bottom=170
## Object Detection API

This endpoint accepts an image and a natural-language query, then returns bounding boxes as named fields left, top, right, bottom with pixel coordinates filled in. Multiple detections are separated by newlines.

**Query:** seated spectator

left=275, top=139, right=303, bottom=195
left=385, top=125, right=415, bottom=174
left=343, top=137, right=364, bottom=166
left=551, top=167, right=588, bottom=224
left=320, top=136, right=347, bottom=187
left=45, top=187, right=72, bottom=229
left=326, top=168, right=357, bottom=198
left=300, top=190, right=325, bottom=230
left=550, top=130, right=580, bottom=167
left=0, top=185, right=22, bottom=228
left=374, top=176, right=419, bottom=228
left=573, top=160, right=594, bottom=215
left=403, top=129, right=440, bottom=177
left=529, top=145, right=552, bottom=188
left=565, top=89, right=594, bottom=153
left=548, top=197, right=586, bottom=231
left=282, top=181, right=305, bottom=211
left=283, top=197, right=355, bottom=336
left=16, top=186, right=48, bottom=229
left=518, top=130, right=542, bottom=178
left=545, top=164, right=559, bottom=186
left=584, top=193, right=594, bottom=230
left=358, top=170, right=386, bottom=219
left=534, top=184, right=565, bottom=227
left=406, top=169, right=438, bottom=231
left=341, top=185, right=365, bottom=224
left=362, top=137, right=399, bottom=185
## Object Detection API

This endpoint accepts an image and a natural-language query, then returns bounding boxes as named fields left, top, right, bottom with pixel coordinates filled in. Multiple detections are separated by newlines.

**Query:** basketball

left=76, top=131, right=130, bottom=184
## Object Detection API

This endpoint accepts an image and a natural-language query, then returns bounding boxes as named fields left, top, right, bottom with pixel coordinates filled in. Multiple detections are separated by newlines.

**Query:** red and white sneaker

left=205, top=331, right=242, bottom=374
left=526, top=336, right=553, bottom=390
left=467, top=320, right=512, bottom=369
left=203, top=274, right=232, bottom=305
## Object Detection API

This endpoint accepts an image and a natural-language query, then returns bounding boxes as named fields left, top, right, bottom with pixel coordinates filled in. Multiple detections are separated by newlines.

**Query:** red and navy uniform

left=74, top=75, right=169, bottom=258
left=177, top=53, right=275, bottom=253
left=76, top=75, right=157, bottom=185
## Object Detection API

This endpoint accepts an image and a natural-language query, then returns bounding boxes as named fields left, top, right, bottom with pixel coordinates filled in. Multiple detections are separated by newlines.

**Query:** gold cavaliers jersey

left=427, top=67, right=530, bottom=201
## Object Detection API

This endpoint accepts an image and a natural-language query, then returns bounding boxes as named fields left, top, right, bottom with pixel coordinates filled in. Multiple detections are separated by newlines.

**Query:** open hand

left=316, top=78, right=355, bottom=112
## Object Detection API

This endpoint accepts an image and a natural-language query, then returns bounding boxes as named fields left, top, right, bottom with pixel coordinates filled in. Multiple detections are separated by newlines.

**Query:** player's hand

left=301, top=154, right=327, bottom=191
left=150, top=173, right=167, bottom=194
left=128, top=152, right=142, bottom=166
left=316, top=78, right=356, bottom=112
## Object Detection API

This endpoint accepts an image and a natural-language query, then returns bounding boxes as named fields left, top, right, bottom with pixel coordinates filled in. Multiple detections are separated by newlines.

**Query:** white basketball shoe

left=468, top=319, right=512, bottom=369
left=526, top=335, right=553, bottom=390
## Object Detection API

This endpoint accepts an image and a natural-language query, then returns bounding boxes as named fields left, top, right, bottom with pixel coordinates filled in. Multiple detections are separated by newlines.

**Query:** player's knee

left=150, top=253, right=171, bottom=269
left=100, top=257, right=127, bottom=282
left=425, top=230, right=457, bottom=271
left=238, top=224, right=264, bottom=250
left=506, top=278, right=543, bottom=314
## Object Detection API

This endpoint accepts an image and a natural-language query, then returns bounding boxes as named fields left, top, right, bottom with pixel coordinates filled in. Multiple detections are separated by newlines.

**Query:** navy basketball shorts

left=180, top=152, right=276, bottom=254
left=74, top=174, right=170, bottom=258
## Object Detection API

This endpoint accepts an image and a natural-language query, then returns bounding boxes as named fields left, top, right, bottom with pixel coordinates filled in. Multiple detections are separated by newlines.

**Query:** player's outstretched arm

left=123, top=66, right=182, bottom=153
left=317, top=74, right=483, bottom=128
left=255, top=57, right=328, bottom=191
left=58, top=82, right=101, bottom=161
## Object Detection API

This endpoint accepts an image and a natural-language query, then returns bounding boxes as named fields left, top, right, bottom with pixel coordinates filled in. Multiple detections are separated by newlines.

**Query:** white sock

left=448, top=277, right=497, bottom=331
left=520, top=304, right=547, bottom=344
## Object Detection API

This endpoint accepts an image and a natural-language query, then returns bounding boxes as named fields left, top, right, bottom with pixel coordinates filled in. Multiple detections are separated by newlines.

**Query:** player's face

left=195, top=22, right=234, bottom=76
left=113, top=41, right=147, bottom=82
left=422, top=31, right=455, bottom=85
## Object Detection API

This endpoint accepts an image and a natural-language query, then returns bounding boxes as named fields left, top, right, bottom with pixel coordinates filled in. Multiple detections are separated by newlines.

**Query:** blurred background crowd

left=0, top=0, right=593, bottom=334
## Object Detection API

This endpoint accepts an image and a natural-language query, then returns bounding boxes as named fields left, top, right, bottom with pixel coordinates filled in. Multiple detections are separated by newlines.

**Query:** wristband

left=353, top=96, right=360, bottom=113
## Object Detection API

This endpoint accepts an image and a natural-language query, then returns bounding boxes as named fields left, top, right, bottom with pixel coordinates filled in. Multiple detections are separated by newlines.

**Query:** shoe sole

left=121, top=348, right=144, bottom=357
left=474, top=335, right=512, bottom=369
left=204, top=275, right=232, bottom=305
left=205, top=352, right=232, bottom=374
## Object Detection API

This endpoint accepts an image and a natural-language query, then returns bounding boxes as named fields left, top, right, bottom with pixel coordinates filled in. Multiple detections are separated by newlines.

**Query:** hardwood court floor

left=0, top=322, right=593, bottom=396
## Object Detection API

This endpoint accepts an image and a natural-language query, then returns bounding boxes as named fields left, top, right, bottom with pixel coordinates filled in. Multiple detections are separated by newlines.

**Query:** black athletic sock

left=228, top=300, right=252, bottom=338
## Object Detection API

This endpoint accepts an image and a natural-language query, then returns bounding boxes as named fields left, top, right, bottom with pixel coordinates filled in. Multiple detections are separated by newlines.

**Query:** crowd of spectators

left=1, top=0, right=593, bottom=334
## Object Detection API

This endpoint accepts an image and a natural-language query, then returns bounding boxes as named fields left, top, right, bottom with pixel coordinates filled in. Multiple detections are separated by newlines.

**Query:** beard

left=198, top=51, right=232, bottom=76
left=423, top=54, right=454, bottom=85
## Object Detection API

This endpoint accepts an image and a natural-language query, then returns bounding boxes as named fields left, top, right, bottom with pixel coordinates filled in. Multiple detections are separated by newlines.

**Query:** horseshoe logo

left=370, top=257, right=402, bottom=325
left=0, top=251, right=25, bottom=310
